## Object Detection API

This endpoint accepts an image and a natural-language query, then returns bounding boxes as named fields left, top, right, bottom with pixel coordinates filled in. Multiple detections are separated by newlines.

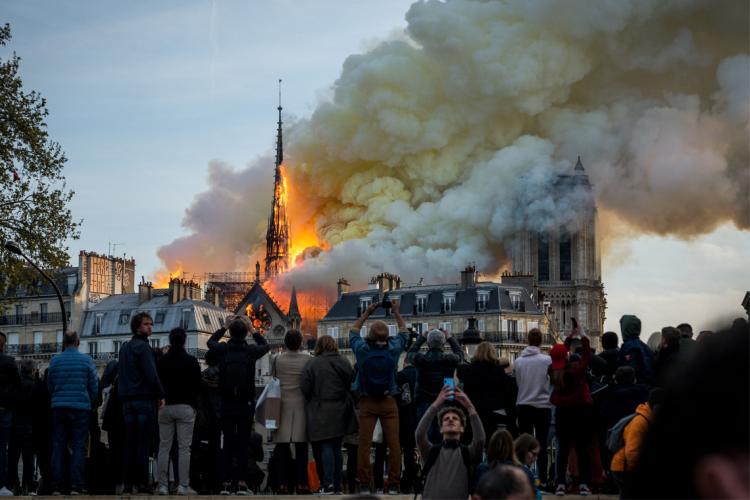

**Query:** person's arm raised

left=352, top=301, right=380, bottom=332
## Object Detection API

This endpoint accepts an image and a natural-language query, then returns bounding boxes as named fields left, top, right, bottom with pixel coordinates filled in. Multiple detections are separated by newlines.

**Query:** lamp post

left=3, top=241, right=67, bottom=335
left=459, top=317, right=483, bottom=358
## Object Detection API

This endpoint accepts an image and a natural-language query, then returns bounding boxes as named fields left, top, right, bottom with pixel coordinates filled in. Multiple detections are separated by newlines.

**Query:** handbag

left=307, top=459, right=321, bottom=492
left=255, top=377, right=281, bottom=429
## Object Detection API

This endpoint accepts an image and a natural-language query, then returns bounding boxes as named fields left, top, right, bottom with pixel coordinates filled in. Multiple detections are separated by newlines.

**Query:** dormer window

left=360, top=297, right=373, bottom=310
left=442, top=293, right=455, bottom=313
left=510, top=292, right=521, bottom=310
left=476, top=291, right=490, bottom=312
left=416, top=294, right=428, bottom=314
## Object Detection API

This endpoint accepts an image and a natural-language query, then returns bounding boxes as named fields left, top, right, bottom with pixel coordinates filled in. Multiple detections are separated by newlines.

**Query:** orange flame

left=152, top=266, right=184, bottom=288
left=281, top=165, right=328, bottom=268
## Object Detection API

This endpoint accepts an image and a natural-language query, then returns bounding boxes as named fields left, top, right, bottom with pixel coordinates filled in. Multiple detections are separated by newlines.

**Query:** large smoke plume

left=157, top=0, right=749, bottom=291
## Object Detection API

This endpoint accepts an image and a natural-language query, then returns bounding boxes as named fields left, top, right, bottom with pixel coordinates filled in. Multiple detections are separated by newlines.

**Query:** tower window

left=537, top=232, right=550, bottom=282
left=559, top=228, right=571, bottom=281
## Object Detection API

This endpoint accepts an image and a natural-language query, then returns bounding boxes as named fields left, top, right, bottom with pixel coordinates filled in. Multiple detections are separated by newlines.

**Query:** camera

left=381, top=293, right=392, bottom=310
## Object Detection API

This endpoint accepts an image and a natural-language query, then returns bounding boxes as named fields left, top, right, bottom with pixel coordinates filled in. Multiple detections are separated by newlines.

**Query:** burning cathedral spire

left=264, top=80, right=291, bottom=280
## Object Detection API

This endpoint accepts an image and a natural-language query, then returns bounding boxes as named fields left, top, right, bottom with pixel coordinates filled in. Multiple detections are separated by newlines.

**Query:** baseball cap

left=550, top=343, right=568, bottom=370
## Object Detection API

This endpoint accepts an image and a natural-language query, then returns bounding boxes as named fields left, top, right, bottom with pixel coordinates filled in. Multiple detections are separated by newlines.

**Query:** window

left=388, top=324, right=397, bottom=336
left=150, top=338, right=161, bottom=348
left=508, top=320, right=518, bottom=335
left=537, top=232, right=550, bottom=282
left=119, top=310, right=131, bottom=325
left=113, top=340, right=123, bottom=354
left=326, top=326, right=340, bottom=338
left=202, top=314, right=211, bottom=328
left=477, top=319, right=485, bottom=332
left=360, top=297, right=372, bottom=311
left=33, top=332, right=43, bottom=345
left=442, top=293, right=455, bottom=313
left=88, top=342, right=98, bottom=355
left=559, top=228, right=572, bottom=281
left=411, top=322, right=425, bottom=334
left=476, top=291, right=490, bottom=312
left=181, top=309, right=191, bottom=330
left=415, top=295, right=428, bottom=314
left=8, top=334, right=19, bottom=346
left=56, top=330, right=63, bottom=343
left=510, top=293, right=521, bottom=310
left=528, top=321, right=539, bottom=331
left=64, top=301, right=71, bottom=322
left=40, top=303, right=48, bottom=322
left=15, top=305, right=22, bottom=322
left=94, top=313, right=104, bottom=335
left=155, top=311, right=166, bottom=324
left=360, top=325, right=367, bottom=337
left=439, top=322, right=452, bottom=334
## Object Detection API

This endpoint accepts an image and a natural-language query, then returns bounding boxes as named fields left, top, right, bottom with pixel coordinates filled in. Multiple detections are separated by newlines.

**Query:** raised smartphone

left=444, top=377, right=455, bottom=400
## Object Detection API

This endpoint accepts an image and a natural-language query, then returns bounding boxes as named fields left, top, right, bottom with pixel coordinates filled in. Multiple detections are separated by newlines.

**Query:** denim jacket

left=349, top=329, right=409, bottom=397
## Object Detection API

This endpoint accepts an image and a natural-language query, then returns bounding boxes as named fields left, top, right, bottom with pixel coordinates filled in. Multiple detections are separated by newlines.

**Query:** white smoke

left=157, top=0, right=749, bottom=292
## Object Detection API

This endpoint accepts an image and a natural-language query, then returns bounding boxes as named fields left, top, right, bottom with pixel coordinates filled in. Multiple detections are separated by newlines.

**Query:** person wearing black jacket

left=156, top=328, right=202, bottom=495
left=0, top=331, right=21, bottom=495
left=597, top=332, right=620, bottom=384
left=396, top=359, right=418, bottom=493
left=118, top=312, right=164, bottom=494
left=207, top=315, right=269, bottom=495
left=8, top=360, right=35, bottom=494
left=31, top=368, right=52, bottom=495
left=407, top=328, right=465, bottom=441
left=457, top=342, right=518, bottom=438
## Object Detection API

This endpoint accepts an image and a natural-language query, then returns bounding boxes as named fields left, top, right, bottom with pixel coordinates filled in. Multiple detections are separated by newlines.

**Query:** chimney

left=460, top=265, right=477, bottom=289
left=168, top=277, right=181, bottom=305
left=337, top=277, right=350, bottom=299
left=138, top=277, right=153, bottom=305
left=205, top=286, right=222, bottom=307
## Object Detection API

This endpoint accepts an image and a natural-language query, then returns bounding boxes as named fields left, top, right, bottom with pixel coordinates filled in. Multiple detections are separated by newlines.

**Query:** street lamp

left=4, top=241, right=67, bottom=335
left=459, top=317, right=483, bottom=358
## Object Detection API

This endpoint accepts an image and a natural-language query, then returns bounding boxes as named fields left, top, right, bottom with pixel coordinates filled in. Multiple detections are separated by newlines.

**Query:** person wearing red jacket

left=549, top=326, right=593, bottom=497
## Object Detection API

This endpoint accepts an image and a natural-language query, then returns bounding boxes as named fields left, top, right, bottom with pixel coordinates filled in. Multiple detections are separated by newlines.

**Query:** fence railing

left=0, top=312, right=65, bottom=326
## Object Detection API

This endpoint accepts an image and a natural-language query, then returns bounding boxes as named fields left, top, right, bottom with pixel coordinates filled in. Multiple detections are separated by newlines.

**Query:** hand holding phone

left=444, top=377, right=455, bottom=400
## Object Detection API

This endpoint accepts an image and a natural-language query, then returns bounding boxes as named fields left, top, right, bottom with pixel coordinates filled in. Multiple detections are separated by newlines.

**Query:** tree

left=0, top=24, right=79, bottom=289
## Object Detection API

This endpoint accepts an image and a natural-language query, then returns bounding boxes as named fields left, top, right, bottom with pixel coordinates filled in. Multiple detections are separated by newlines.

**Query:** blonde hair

left=472, top=341, right=499, bottom=364
left=314, top=335, right=338, bottom=356
left=487, top=428, right=521, bottom=467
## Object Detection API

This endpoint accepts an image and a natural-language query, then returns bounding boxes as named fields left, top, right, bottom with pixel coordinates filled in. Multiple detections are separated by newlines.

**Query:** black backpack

left=219, top=344, right=252, bottom=406
left=360, top=347, right=396, bottom=397
left=415, top=441, right=473, bottom=498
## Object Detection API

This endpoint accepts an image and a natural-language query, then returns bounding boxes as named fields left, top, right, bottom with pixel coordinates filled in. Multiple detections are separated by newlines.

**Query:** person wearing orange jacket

left=610, top=388, right=664, bottom=493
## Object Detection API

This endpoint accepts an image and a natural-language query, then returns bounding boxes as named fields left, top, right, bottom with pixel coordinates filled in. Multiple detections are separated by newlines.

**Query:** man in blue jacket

left=349, top=299, right=409, bottom=494
left=118, top=312, right=164, bottom=494
left=47, top=331, right=98, bottom=495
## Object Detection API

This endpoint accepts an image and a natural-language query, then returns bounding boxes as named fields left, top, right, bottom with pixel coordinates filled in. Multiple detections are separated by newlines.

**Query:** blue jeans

left=122, top=400, right=156, bottom=487
left=51, top=408, right=89, bottom=491
left=0, top=410, right=11, bottom=489
left=314, top=437, right=343, bottom=491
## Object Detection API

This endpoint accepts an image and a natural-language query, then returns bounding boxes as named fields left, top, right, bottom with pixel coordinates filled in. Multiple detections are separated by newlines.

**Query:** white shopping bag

left=255, top=377, right=281, bottom=429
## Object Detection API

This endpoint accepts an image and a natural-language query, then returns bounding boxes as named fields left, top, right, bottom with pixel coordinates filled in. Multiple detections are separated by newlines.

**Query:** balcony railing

left=0, top=312, right=65, bottom=326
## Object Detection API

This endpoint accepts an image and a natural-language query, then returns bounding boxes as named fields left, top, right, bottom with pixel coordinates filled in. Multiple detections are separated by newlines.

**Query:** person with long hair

left=515, top=433, right=543, bottom=500
left=458, top=342, right=518, bottom=438
left=270, top=329, right=311, bottom=494
left=549, top=325, right=594, bottom=496
left=301, top=335, right=357, bottom=495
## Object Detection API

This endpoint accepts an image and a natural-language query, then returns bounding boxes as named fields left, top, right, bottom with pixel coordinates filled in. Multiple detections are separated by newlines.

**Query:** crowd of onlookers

left=0, top=301, right=746, bottom=499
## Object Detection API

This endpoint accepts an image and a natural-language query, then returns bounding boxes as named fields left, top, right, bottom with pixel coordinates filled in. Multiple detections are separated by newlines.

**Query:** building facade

left=507, top=157, right=606, bottom=346
left=317, top=268, right=553, bottom=363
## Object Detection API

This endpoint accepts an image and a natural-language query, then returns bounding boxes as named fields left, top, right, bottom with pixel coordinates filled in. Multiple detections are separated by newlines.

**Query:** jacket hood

left=620, top=315, right=642, bottom=340
left=520, top=346, right=542, bottom=357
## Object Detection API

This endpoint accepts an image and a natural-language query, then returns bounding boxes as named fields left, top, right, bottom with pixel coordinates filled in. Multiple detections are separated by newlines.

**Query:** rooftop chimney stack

left=337, top=278, right=351, bottom=299
left=138, top=277, right=153, bottom=305
left=461, top=264, right=477, bottom=289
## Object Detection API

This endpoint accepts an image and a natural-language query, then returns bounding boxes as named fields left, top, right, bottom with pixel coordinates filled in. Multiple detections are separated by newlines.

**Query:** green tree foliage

left=0, top=24, right=79, bottom=288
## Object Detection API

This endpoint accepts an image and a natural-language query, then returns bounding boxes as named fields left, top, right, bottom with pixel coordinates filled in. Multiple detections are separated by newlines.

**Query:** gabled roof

left=234, top=281, right=288, bottom=321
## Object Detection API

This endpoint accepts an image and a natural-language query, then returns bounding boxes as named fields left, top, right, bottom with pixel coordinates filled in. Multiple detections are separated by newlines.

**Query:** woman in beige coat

left=270, top=329, right=311, bottom=494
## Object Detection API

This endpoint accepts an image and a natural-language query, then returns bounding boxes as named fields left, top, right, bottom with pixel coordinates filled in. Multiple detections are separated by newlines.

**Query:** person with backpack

left=349, top=299, right=409, bottom=494
left=618, top=315, right=654, bottom=385
left=301, top=335, right=357, bottom=495
left=207, top=315, right=269, bottom=495
left=155, top=327, right=202, bottom=495
left=609, top=388, right=664, bottom=494
left=416, top=385, right=484, bottom=500
left=549, top=326, right=594, bottom=497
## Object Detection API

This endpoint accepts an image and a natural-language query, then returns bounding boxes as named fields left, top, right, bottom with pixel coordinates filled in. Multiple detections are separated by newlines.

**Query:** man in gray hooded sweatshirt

left=512, top=328, right=552, bottom=486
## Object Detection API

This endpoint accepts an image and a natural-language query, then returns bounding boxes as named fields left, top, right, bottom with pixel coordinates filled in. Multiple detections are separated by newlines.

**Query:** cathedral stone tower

left=508, top=157, right=606, bottom=344
left=265, top=80, right=291, bottom=280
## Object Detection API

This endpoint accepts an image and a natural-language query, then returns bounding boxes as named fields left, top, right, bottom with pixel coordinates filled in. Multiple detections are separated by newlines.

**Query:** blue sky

left=4, top=1, right=749, bottom=334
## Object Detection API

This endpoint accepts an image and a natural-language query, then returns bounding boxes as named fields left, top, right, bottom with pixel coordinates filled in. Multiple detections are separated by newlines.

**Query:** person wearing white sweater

left=512, top=328, right=553, bottom=487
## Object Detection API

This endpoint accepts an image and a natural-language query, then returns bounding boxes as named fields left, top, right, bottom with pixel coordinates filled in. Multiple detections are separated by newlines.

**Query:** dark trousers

left=313, top=437, right=343, bottom=491
left=0, top=410, right=11, bottom=489
left=344, top=443, right=358, bottom=493
left=122, top=400, right=156, bottom=488
left=401, top=444, right=417, bottom=492
left=517, top=405, right=552, bottom=483
left=273, top=442, right=308, bottom=490
left=8, top=423, right=34, bottom=492
left=220, top=411, right=251, bottom=484
left=51, top=408, right=89, bottom=491
left=555, top=405, right=594, bottom=486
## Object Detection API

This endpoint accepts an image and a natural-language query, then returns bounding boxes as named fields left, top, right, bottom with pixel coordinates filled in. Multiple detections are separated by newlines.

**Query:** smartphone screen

left=444, top=377, right=455, bottom=400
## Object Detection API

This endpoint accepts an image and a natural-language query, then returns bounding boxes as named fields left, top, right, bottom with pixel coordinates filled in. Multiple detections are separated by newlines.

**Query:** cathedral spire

left=265, top=79, right=291, bottom=280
